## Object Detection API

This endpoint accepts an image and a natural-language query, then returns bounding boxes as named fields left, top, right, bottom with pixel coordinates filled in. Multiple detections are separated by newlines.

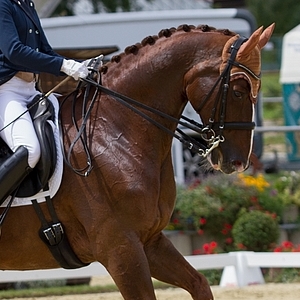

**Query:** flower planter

left=279, top=223, right=300, bottom=245
left=282, top=204, right=299, bottom=223
left=278, top=228, right=289, bottom=244
left=163, top=230, right=222, bottom=255
left=163, top=230, right=193, bottom=255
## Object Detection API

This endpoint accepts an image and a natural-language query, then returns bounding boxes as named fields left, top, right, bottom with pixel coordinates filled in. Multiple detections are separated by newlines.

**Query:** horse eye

left=233, top=90, right=243, bottom=100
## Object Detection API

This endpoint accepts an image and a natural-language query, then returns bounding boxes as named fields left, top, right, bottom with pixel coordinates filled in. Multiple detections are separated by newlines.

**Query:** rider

left=0, top=0, right=89, bottom=202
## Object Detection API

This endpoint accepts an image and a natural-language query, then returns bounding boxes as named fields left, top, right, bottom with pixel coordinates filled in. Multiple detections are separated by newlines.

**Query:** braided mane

left=100, top=24, right=236, bottom=74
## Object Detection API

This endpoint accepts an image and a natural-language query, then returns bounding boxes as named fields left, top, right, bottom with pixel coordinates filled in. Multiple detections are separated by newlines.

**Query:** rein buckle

left=198, top=135, right=224, bottom=158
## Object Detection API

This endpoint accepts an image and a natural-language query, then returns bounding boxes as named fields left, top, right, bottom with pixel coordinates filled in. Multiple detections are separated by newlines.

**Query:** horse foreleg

left=100, top=239, right=157, bottom=300
left=144, top=232, right=214, bottom=300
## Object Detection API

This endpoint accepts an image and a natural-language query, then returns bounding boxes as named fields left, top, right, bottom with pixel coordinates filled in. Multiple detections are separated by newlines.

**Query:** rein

left=61, top=37, right=256, bottom=176
left=58, top=58, right=103, bottom=177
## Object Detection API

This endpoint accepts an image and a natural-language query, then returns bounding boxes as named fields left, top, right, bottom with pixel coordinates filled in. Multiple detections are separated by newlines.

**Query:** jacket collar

left=11, top=0, right=40, bottom=29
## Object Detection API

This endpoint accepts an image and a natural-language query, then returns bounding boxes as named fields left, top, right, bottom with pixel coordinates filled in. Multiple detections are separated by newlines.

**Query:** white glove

left=83, top=58, right=93, bottom=67
left=60, top=59, right=89, bottom=80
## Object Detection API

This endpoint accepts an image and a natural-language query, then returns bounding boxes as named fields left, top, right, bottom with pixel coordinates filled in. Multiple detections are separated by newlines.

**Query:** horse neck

left=103, top=30, right=232, bottom=113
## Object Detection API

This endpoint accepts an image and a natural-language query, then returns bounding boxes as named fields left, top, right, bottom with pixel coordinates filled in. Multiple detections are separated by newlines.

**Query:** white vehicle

left=41, top=8, right=260, bottom=184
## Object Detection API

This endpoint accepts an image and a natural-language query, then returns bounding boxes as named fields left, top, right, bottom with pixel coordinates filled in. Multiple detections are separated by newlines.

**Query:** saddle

left=0, top=94, right=57, bottom=198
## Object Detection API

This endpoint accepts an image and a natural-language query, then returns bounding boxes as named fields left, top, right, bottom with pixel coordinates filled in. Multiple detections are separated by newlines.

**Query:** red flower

left=273, top=241, right=300, bottom=253
left=250, top=196, right=258, bottom=203
left=199, top=217, right=207, bottom=225
left=224, top=223, right=232, bottom=230
left=221, top=229, right=228, bottom=235
left=271, top=213, right=277, bottom=219
left=192, top=249, right=202, bottom=255
left=282, top=241, right=293, bottom=249
left=210, top=241, right=217, bottom=249
left=237, top=243, right=247, bottom=250
left=203, top=243, right=210, bottom=252
left=221, top=224, right=232, bottom=235
left=197, top=229, right=204, bottom=235
left=225, top=237, right=233, bottom=244
left=265, top=211, right=277, bottom=219
left=201, top=241, right=218, bottom=254
left=188, top=179, right=201, bottom=190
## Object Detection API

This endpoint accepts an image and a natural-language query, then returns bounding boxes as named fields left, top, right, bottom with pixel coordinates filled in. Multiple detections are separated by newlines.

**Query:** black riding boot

left=0, top=146, right=32, bottom=204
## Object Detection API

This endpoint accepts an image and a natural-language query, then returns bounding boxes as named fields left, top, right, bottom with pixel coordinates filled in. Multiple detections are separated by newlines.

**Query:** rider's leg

left=0, top=77, right=41, bottom=201
left=0, top=77, right=41, bottom=167
left=0, top=146, right=32, bottom=202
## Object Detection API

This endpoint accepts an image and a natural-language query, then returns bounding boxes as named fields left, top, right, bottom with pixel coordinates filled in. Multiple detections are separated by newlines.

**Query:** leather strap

left=31, top=197, right=90, bottom=269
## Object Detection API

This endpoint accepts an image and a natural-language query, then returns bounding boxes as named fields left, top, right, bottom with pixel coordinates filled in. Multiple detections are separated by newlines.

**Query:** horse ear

left=257, top=23, right=275, bottom=49
left=237, top=26, right=263, bottom=57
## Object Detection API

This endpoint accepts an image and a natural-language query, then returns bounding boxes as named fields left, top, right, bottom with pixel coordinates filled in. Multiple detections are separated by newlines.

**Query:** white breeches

left=0, top=77, right=41, bottom=168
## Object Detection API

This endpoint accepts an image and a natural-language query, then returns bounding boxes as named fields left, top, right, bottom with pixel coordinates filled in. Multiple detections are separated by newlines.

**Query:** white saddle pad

left=1, top=94, right=63, bottom=207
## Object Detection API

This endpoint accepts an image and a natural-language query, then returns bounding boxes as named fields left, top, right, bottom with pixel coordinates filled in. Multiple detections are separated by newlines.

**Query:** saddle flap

left=16, top=94, right=57, bottom=197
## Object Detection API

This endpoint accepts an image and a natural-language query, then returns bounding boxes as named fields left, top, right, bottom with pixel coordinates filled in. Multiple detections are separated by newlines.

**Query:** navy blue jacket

left=0, top=0, right=64, bottom=85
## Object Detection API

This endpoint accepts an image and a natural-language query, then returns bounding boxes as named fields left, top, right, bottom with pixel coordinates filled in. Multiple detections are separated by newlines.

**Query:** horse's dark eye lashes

left=234, top=91, right=243, bottom=98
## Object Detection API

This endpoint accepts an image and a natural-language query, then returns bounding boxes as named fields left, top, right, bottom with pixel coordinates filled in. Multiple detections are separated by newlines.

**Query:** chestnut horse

left=0, top=24, right=274, bottom=299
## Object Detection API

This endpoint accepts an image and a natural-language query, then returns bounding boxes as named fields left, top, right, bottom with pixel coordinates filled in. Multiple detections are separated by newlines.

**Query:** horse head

left=186, top=23, right=275, bottom=174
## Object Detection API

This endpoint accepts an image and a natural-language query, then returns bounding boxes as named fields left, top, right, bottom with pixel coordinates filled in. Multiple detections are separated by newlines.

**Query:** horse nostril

left=231, top=160, right=245, bottom=172
left=232, top=160, right=242, bottom=167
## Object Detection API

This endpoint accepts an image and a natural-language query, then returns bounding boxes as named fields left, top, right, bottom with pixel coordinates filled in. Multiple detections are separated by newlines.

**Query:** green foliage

left=263, top=102, right=283, bottom=123
left=264, top=268, right=300, bottom=283
left=167, top=173, right=286, bottom=251
left=14, top=280, right=66, bottom=290
left=261, top=72, right=281, bottom=97
left=200, top=269, right=222, bottom=286
left=246, top=0, right=300, bottom=35
left=52, top=0, right=77, bottom=16
left=53, top=0, right=153, bottom=15
left=232, top=210, right=279, bottom=251
left=99, top=0, right=132, bottom=12
left=174, top=183, right=222, bottom=231
left=264, top=241, right=300, bottom=284
left=257, top=189, right=284, bottom=217
left=0, top=284, right=118, bottom=299
left=274, top=171, right=300, bottom=206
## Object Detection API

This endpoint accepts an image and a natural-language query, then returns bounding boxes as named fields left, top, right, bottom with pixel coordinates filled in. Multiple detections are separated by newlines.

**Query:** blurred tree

left=212, top=0, right=299, bottom=35
left=53, top=0, right=77, bottom=16
left=246, top=0, right=300, bottom=35
left=53, top=0, right=153, bottom=15
left=52, top=0, right=300, bottom=35
left=213, top=0, right=245, bottom=8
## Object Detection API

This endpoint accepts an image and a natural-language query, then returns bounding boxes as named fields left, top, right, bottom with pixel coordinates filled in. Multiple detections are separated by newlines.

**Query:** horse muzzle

left=208, top=149, right=249, bottom=174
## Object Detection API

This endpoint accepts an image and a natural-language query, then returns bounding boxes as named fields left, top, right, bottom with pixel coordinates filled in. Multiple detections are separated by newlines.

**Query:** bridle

left=193, top=36, right=257, bottom=157
left=61, top=36, right=258, bottom=176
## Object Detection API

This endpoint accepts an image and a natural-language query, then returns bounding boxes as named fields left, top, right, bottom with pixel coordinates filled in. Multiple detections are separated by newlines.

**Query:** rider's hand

left=60, top=59, right=89, bottom=80
left=83, top=55, right=103, bottom=71
left=83, top=58, right=92, bottom=67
